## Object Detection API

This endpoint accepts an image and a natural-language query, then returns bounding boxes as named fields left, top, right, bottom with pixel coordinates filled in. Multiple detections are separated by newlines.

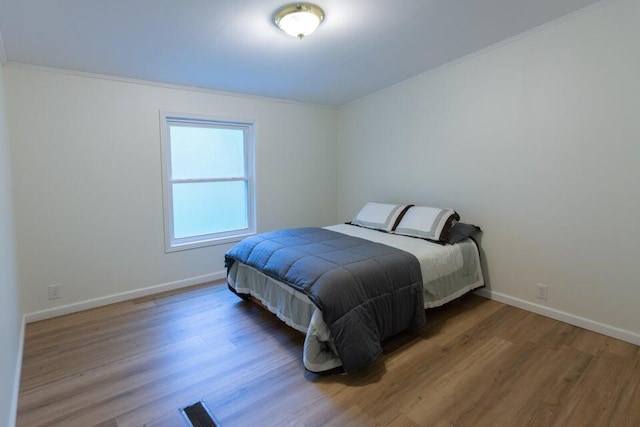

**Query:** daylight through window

left=161, top=113, right=255, bottom=251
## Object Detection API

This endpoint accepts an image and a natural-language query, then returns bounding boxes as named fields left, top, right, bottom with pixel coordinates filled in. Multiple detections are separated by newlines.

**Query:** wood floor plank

left=551, top=351, right=638, bottom=427
left=607, top=352, right=640, bottom=427
left=403, top=336, right=515, bottom=424
left=17, top=281, right=640, bottom=427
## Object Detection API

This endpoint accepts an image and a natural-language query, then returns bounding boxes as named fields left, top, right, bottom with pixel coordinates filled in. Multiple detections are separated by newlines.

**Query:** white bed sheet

left=324, top=224, right=465, bottom=284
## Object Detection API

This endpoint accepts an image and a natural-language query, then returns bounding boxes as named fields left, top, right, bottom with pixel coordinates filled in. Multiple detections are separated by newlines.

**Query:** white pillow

left=351, top=202, right=410, bottom=232
left=394, top=206, right=459, bottom=242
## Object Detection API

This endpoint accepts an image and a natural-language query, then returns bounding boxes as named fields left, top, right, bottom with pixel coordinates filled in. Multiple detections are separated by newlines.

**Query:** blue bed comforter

left=224, top=227, right=425, bottom=373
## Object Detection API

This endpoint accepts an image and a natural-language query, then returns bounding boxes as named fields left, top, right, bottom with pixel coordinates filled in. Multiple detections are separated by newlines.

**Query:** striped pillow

left=351, top=202, right=411, bottom=232
left=393, top=206, right=460, bottom=242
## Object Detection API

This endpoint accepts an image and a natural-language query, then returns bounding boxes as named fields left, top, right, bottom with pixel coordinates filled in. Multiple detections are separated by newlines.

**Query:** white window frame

left=160, top=112, right=256, bottom=252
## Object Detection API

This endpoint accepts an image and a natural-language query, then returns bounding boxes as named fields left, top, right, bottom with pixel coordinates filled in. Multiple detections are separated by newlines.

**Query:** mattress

left=227, top=223, right=484, bottom=372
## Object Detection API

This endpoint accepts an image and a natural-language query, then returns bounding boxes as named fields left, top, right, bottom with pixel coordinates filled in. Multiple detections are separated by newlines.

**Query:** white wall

left=0, top=63, right=22, bottom=427
left=338, top=0, right=640, bottom=336
left=6, top=66, right=338, bottom=314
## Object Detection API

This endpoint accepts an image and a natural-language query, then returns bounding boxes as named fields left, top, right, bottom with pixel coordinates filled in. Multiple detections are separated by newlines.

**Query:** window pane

left=169, top=125, right=245, bottom=179
left=172, top=181, right=248, bottom=239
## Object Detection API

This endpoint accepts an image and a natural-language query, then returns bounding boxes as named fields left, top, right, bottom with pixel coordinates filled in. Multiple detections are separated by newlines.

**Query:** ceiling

left=0, top=0, right=603, bottom=106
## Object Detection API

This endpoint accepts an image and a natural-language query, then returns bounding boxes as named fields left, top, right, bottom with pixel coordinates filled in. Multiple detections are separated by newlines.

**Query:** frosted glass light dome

left=274, top=3, right=325, bottom=39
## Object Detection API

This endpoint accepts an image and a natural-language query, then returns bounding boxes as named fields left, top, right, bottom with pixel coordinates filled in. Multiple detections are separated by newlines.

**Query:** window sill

left=165, top=232, right=256, bottom=253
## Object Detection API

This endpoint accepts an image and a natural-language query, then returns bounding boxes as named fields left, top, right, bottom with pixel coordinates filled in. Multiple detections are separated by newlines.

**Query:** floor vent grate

left=180, top=400, right=219, bottom=427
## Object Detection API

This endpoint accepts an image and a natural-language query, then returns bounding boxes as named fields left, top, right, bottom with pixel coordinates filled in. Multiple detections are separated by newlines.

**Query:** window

left=160, top=113, right=255, bottom=251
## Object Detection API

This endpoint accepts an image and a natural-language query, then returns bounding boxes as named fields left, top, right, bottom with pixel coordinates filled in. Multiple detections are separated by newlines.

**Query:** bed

left=225, top=203, right=484, bottom=373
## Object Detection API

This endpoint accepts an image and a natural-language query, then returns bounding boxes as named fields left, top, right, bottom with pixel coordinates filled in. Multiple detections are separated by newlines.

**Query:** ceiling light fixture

left=274, top=3, right=324, bottom=39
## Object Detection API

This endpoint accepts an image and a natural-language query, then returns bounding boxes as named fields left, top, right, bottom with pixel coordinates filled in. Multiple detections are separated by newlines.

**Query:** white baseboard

left=474, top=288, right=640, bottom=346
left=24, top=271, right=227, bottom=323
left=9, top=315, right=25, bottom=427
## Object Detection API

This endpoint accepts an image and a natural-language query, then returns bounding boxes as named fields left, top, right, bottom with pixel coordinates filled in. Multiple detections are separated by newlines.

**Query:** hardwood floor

left=17, top=281, right=640, bottom=427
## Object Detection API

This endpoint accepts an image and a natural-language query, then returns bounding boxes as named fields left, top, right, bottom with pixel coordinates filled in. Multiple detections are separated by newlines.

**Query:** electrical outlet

left=536, top=283, right=548, bottom=300
left=48, top=284, right=62, bottom=300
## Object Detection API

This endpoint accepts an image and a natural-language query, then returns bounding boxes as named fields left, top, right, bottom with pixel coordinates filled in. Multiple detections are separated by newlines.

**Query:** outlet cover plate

left=536, top=283, right=548, bottom=300
left=48, top=284, right=61, bottom=300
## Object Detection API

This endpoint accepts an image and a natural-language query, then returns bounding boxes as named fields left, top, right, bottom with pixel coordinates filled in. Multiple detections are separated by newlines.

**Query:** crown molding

left=4, top=61, right=337, bottom=110
left=341, top=0, right=620, bottom=110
